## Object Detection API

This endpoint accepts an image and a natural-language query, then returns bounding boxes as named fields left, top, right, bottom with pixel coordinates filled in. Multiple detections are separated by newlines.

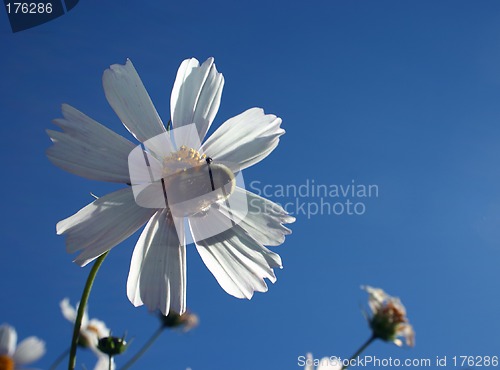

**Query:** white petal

left=393, top=338, right=403, bottom=347
left=201, top=108, right=284, bottom=171
left=171, top=57, right=224, bottom=145
left=362, top=285, right=387, bottom=302
left=103, top=59, right=166, bottom=144
left=86, top=319, right=110, bottom=339
left=47, top=104, right=136, bottom=183
left=304, top=353, right=314, bottom=370
left=92, top=349, right=115, bottom=370
left=12, top=337, right=45, bottom=365
left=0, top=324, right=16, bottom=356
left=80, top=317, right=110, bottom=349
left=399, top=324, right=415, bottom=347
left=361, top=285, right=386, bottom=313
left=60, top=298, right=76, bottom=322
left=57, top=188, right=156, bottom=266
left=318, top=357, right=342, bottom=370
left=60, top=298, right=89, bottom=327
left=190, top=210, right=281, bottom=299
left=127, top=209, right=186, bottom=315
left=80, top=331, right=99, bottom=349
left=219, top=187, right=294, bottom=246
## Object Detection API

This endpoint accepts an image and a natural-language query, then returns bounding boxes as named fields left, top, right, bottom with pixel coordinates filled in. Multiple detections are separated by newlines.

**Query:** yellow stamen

left=86, top=324, right=101, bottom=336
left=161, top=146, right=236, bottom=216
left=163, top=147, right=208, bottom=175
left=379, top=301, right=406, bottom=324
left=0, top=355, right=14, bottom=370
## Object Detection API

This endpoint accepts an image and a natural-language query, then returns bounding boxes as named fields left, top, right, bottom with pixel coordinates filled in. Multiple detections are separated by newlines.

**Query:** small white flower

left=0, top=324, right=45, bottom=370
left=362, top=285, right=415, bottom=347
left=48, top=58, right=294, bottom=315
left=60, top=299, right=115, bottom=370
left=304, top=353, right=341, bottom=370
left=60, top=298, right=110, bottom=348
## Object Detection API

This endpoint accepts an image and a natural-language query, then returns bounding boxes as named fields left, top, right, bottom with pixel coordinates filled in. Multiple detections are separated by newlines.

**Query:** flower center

left=379, top=301, right=406, bottom=324
left=86, top=324, right=101, bottom=336
left=78, top=324, right=101, bottom=348
left=163, top=145, right=208, bottom=172
left=0, top=355, right=14, bottom=370
left=162, top=146, right=236, bottom=217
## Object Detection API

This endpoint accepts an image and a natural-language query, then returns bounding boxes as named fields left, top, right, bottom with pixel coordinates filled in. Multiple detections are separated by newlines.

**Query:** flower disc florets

left=0, top=355, right=14, bottom=370
left=362, top=285, right=415, bottom=347
left=162, top=145, right=236, bottom=217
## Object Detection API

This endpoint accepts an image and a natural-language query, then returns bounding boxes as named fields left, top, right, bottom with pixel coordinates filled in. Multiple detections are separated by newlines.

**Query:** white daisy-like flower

left=304, top=353, right=341, bottom=370
left=47, top=57, right=294, bottom=316
left=0, top=324, right=45, bottom=370
left=60, top=299, right=115, bottom=370
left=362, top=285, right=415, bottom=347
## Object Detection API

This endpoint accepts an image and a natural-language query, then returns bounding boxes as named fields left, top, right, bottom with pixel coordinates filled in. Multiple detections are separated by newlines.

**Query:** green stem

left=120, top=326, right=165, bottom=370
left=341, top=335, right=376, bottom=370
left=68, top=252, right=109, bottom=370
left=49, top=347, right=70, bottom=370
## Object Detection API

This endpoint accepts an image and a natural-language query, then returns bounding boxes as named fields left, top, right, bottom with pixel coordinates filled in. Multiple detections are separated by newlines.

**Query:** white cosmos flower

left=0, top=324, right=45, bottom=370
left=60, top=299, right=115, bottom=369
left=60, top=299, right=115, bottom=370
left=304, top=353, right=341, bottom=370
left=47, top=57, right=294, bottom=315
left=60, top=298, right=110, bottom=348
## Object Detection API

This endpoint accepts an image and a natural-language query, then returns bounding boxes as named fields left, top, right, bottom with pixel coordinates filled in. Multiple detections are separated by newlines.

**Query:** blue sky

left=1, top=1, right=500, bottom=369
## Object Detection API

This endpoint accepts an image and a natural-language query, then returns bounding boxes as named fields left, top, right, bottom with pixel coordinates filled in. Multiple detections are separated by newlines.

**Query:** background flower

left=304, top=353, right=341, bottom=370
left=362, top=286, right=415, bottom=347
left=0, top=324, right=45, bottom=370
left=60, top=299, right=115, bottom=370
left=60, top=298, right=111, bottom=348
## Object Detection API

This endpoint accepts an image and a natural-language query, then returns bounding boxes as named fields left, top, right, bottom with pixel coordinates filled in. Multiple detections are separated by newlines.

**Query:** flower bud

left=160, top=311, right=198, bottom=332
left=97, top=335, right=128, bottom=356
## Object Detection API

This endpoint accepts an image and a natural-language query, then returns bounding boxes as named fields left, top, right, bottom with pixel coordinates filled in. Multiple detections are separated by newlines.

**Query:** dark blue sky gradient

left=1, top=1, right=500, bottom=369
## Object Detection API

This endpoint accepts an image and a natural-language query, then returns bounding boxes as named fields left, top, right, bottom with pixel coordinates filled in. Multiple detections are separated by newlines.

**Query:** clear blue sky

left=1, top=1, right=500, bottom=369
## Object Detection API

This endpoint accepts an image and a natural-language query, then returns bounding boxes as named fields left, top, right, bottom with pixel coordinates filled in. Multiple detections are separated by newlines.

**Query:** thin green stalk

left=49, top=347, right=70, bottom=370
left=120, top=326, right=165, bottom=370
left=341, top=335, right=376, bottom=370
left=68, top=252, right=109, bottom=370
